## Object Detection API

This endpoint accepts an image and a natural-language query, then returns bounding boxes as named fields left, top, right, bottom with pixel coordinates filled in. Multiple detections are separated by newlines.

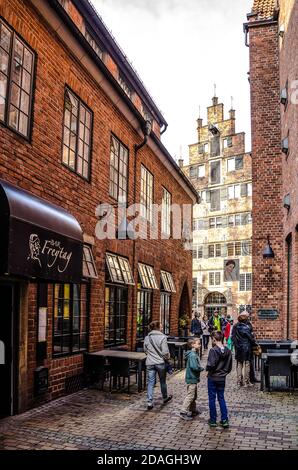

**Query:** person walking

left=206, top=331, right=232, bottom=428
left=180, top=338, right=204, bottom=421
left=208, top=310, right=224, bottom=334
left=201, top=314, right=210, bottom=351
left=190, top=312, right=203, bottom=337
left=232, top=312, right=257, bottom=387
left=144, top=321, right=173, bottom=410
left=226, top=315, right=234, bottom=351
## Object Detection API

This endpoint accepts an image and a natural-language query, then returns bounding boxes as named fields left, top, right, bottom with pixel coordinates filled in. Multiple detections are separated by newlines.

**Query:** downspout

left=160, top=122, right=168, bottom=135
left=130, top=120, right=152, bottom=349
left=243, top=23, right=249, bottom=47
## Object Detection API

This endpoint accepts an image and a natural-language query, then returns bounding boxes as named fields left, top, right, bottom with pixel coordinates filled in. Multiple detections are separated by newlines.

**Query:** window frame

left=104, top=284, right=128, bottom=347
left=108, top=133, right=129, bottom=202
left=162, top=187, right=171, bottom=236
left=62, top=87, right=93, bottom=182
left=52, top=283, right=89, bottom=357
left=0, top=17, right=36, bottom=141
left=140, top=164, right=154, bottom=222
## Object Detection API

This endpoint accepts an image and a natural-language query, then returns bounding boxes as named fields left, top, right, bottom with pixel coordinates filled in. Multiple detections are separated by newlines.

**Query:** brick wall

left=248, top=18, right=285, bottom=339
left=280, top=0, right=298, bottom=340
left=0, top=0, right=193, bottom=410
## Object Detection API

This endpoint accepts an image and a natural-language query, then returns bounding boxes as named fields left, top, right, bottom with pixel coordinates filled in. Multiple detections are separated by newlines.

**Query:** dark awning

left=0, top=179, right=83, bottom=282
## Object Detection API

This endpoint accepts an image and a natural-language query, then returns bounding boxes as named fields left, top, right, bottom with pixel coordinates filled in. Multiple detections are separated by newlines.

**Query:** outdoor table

left=88, top=350, right=146, bottom=392
left=260, top=352, right=293, bottom=392
left=167, top=341, right=187, bottom=369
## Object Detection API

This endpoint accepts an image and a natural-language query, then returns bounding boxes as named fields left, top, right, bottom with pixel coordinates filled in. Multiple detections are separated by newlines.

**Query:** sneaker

left=180, top=412, right=193, bottom=421
left=163, top=395, right=173, bottom=405
left=191, top=409, right=201, bottom=417
left=147, top=402, right=153, bottom=411
left=220, top=420, right=230, bottom=429
left=208, top=420, right=217, bottom=428
left=243, top=382, right=254, bottom=388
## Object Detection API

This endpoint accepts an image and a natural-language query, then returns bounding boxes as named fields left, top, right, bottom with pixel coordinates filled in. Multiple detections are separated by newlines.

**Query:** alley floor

left=0, top=354, right=297, bottom=451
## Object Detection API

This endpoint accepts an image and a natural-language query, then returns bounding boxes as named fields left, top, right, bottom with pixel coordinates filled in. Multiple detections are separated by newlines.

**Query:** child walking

left=206, top=331, right=232, bottom=428
left=180, top=338, right=204, bottom=421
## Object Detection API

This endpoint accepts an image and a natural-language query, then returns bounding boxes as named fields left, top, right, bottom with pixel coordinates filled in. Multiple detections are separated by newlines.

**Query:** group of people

left=143, top=310, right=259, bottom=428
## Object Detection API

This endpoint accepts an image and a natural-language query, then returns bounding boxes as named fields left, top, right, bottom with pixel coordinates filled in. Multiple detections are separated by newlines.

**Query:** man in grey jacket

left=144, top=321, right=173, bottom=410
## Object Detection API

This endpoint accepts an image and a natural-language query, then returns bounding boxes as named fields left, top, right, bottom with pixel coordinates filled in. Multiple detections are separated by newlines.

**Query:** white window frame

left=162, top=187, right=171, bottom=236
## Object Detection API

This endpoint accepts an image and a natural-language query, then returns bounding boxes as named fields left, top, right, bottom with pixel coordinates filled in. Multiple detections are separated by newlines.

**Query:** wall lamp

left=283, top=194, right=291, bottom=211
left=263, top=235, right=275, bottom=259
left=282, top=137, right=289, bottom=155
left=135, top=119, right=152, bottom=152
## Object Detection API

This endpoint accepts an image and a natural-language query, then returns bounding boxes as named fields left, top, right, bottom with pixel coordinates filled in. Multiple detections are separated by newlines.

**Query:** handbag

left=148, top=336, right=173, bottom=374
left=253, top=344, right=262, bottom=356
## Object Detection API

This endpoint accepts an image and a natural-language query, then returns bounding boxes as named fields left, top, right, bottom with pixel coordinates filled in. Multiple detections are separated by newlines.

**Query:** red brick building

left=0, top=0, right=198, bottom=417
left=245, top=0, right=298, bottom=340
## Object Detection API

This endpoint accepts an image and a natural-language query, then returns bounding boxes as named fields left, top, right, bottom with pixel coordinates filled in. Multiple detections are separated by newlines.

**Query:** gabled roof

left=252, top=0, right=277, bottom=19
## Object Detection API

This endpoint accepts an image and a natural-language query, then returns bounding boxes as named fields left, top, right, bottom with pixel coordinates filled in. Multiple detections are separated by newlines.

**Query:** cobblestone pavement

left=0, top=353, right=297, bottom=450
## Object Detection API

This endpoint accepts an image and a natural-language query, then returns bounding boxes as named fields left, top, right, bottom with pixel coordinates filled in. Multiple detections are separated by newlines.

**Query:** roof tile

left=252, top=0, right=277, bottom=19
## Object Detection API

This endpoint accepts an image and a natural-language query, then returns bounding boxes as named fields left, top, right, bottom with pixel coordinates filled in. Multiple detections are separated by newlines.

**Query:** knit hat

left=238, top=311, right=250, bottom=321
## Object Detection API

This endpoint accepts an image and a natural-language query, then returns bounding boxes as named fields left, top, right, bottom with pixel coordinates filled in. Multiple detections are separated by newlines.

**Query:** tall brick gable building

left=245, top=0, right=298, bottom=340
left=0, top=0, right=198, bottom=417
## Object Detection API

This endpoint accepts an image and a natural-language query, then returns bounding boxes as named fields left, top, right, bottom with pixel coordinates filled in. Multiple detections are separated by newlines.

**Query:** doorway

left=204, top=292, right=227, bottom=319
left=0, top=283, right=18, bottom=418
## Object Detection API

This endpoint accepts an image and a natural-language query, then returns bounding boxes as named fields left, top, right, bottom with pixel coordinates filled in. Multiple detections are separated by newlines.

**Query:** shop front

left=0, top=179, right=84, bottom=417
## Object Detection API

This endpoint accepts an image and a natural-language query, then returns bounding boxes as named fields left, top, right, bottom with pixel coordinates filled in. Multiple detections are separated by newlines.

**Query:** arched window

left=205, top=292, right=227, bottom=305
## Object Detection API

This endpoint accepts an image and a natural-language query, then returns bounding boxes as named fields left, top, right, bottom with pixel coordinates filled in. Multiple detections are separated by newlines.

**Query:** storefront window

left=104, top=285, right=128, bottom=346
left=137, top=290, right=152, bottom=340
left=53, top=284, right=88, bottom=356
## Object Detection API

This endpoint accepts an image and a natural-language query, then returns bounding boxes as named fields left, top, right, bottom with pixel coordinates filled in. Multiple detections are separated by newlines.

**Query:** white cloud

left=92, top=0, right=252, bottom=161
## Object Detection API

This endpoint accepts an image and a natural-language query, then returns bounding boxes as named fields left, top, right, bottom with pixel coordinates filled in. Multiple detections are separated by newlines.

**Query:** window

left=62, top=88, right=92, bottom=180
left=109, top=135, right=129, bottom=201
left=192, top=245, right=198, bottom=259
left=53, top=284, right=88, bottom=356
left=235, top=242, right=242, bottom=256
left=241, top=183, right=252, bottom=198
left=198, top=165, right=205, bottom=178
left=216, top=217, right=222, bottom=228
left=209, top=218, right=215, bottom=229
left=235, top=214, right=241, bottom=226
left=227, top=156, right=243, bottom=171
left=85, top=29, right=104, bottom=60
left=118, top=72, right=133, bottom=99
left=189, top=166, right=197, bottom=178
left=241, top=212, right=252, bottom=225
left=242, top=241, right=252, bottom=256
left=137, top=290, right=152, bottom=340
left=82, top=245, right=98, bottom=279
left=105, top=285, right=127, bottom=346
left=228, top=185, right=240, bottom=200
left=197, top=245, right=203, bottom=259
left=228, top=215, right=234, bottom=227
left=138, top=263, right=158, bottom=289
left=227, top=243, right=234, bottom=257
left=160, top=292, right=170, bottom=335
left=106, top=253, right=135, bottom=285
left=0, top=20, right=35, bottom=138
left=239, top=273, right=252, bottom=291
left=224, top=136, right=232, bottom=148
left=211, top=136, right=220, bottom=157
left=160, top=271, right=176, bottom=293
left=210, top=189, right=220, bottom=211
left=248, top=183, right=252, bottom=197
left=216, top=244, right=221, bottom=257
left=162, top=187, right=171, bottom=236
left=140, top=165, right=153, bottom=222
left=209, top=272, right=221, bottom=286
left=208, top=245, right=215, bottom=258
left=210, top=161, right=220, bottom=184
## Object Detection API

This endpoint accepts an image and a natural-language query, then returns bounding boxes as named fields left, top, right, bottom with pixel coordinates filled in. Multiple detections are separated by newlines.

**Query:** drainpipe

left=160, top=122, right=168, bottom=135
left=130, top=120, right=152, bottom=350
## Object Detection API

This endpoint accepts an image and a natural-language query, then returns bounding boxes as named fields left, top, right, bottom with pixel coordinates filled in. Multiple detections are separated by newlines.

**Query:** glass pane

left=62, top=335, right=70, bottom=353
left=12, top=60, right=21, bottom=85
left=18, top=112, right=28, bottom=136
left=69, top=150, right=75, bottom=169
left=0, top=95, right=5, bottom=121
left=23, top=48, right=33, bottom=72
left=0, top=49, right=9, bottom=75
left=10, top=83, right=20, bottom=107
left=14, top=38, right=23, bottom=65
left=20, top=90, right=29, bottom=114
left=64, top=108, right=70, bottom=129
left=0, top=71, right=7, bottom=98
left=22, top=68, right=31, bottom=95
left=0, top=24, right=12, bottom=52
left=9, top=105, right=18, bottom=129
left=77, top=156, right=83, bottom=176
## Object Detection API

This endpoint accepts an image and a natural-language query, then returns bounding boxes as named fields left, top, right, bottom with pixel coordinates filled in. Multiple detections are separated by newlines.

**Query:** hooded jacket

left=185, top=350, right=204, bottom=384
left=232, top=321, right=257, bottom=362
left=143, top=330, right=170, bottom=366
left=206, top=345, right=232, bottom=381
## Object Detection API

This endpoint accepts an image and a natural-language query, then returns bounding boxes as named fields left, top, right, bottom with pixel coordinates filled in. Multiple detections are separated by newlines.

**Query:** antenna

left=213, top=83, right=217, bottom=97
left=198, top=105, right=201, bottom=118
left=231, top=96, right=234, bottom=110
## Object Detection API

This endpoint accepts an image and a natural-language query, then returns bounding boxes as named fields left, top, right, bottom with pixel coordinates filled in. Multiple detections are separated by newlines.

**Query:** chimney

left=229, top=109, right=236, bottom=119
left=212, top=96, right=218, bottom=106
left=197, top=118, right=203, bottom=129
left=178, top=158, right=184, bottom=168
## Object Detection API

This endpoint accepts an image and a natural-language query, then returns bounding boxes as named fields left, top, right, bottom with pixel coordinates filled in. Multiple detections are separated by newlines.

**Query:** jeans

left=207, top=377, right=228, bottom=423
left=203, top=335, right=210, bottom=349
left=236, top=361, right=250, bottom=385
left=147, top=364, right=168, bottom=403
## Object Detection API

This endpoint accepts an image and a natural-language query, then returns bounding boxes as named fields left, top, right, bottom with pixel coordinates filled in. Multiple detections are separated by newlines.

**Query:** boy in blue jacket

left=180, top=338, right=204, bottom=421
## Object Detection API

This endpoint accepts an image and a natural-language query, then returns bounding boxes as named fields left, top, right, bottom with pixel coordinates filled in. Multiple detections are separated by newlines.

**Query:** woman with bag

left=143, top=321, right=173, bottom=410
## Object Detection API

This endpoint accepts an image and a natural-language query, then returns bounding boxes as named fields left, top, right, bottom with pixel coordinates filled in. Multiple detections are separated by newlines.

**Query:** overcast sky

left=92, top=0, right=252, bottom=162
